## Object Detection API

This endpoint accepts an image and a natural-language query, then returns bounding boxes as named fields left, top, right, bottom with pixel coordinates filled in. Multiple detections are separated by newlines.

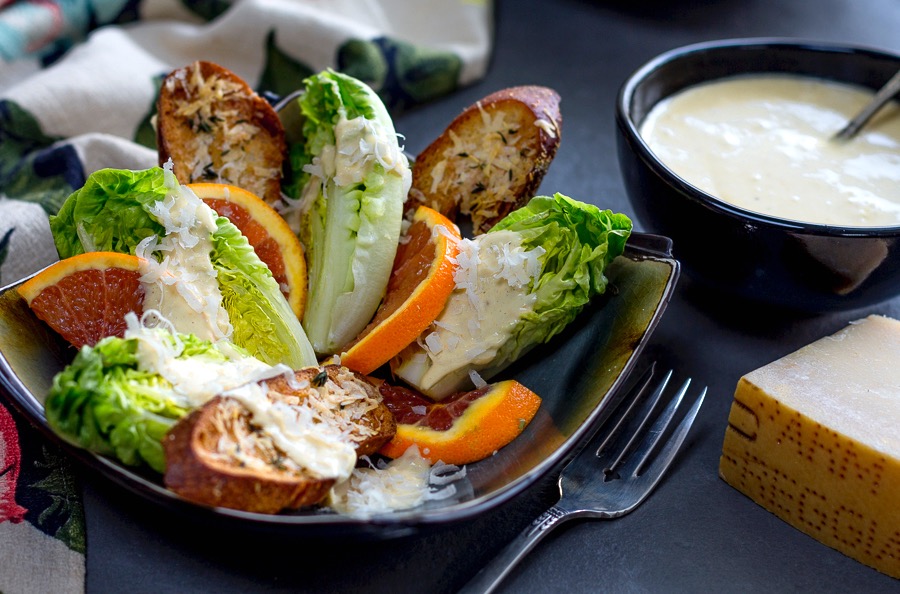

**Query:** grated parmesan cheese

left=534, top=117, right=558, bottom=139
left=137, top=166, right=232, bottom=342
left=431, top=105, right=524, bottom=220
left=327, top=447, right=466, bottom=516
left=124, top=310, right=291, bottom=409
left=424, top=332, right=443, bottom=355
left=393, top=230, right=542, bottom=400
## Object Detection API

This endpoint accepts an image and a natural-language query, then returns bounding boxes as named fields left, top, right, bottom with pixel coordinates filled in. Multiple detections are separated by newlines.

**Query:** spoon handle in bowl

left=834, top=69, right=900, bottom=140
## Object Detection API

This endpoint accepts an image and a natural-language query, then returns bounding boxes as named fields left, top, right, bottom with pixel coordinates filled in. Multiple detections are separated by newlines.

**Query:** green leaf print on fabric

left=338, top=37, right=462, bottom=113
left=180, top=0, right=232, bottom=22
left=134, top=72, right=166, bottom=150
left=338, top=39, right=389, bottom=92
left=0, top=100, right=59, bottom=176
left=258, top=30, right=315, bottom=99
left=30, top=445, right=86, bottom=555
left=0, top=228, right=13, bottom=275
left=11, top=407, right=86, bottom=555
left=0, top=100, right=84, bottom=215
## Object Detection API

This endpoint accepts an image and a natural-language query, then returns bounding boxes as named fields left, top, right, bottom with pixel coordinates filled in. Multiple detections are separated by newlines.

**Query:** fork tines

left=592, top=364, right=705, bottom=483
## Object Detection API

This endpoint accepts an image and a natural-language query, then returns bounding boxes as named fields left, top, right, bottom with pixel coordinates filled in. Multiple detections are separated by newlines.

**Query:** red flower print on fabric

left=0, top=402, right=27, bottom=523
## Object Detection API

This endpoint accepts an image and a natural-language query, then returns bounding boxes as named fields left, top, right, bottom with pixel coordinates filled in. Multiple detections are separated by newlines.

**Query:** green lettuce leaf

left=50, top=167, right=169, bottom=258
left=486, top=193, right=632, bottom=370
left=290, top=70, right=409, bottom=354
left=45, top=332, right=227, bottom=473
left=392, top=193, right=632, bottom=399
left=48, top=166, right=317, bottom=369
left=210, top=216, right=317, bottom=367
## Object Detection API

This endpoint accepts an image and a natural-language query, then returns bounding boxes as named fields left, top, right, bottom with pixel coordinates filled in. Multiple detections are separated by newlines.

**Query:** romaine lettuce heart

left=48, top=166, right=317, bottom=369
left=210, top=215, right=317, bottom=368
left=46, top=332, right=223, bottom=473
left=50, top=167, right=169, bottom=258
left=287, top=70, right=410, bottom=355
left=391, top=193, right=633, bottom=399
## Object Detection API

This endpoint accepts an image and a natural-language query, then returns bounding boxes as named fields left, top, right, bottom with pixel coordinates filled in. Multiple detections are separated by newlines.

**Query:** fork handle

left=458, top=505, right=574, bottom=594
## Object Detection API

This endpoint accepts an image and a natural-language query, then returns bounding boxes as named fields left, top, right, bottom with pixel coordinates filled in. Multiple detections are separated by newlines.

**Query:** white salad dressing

left=136, top=167, right=232, bottom=340
left=124, top=312, right=363, bottom=482
left=640, top=74, right=900, bottom=227
left=286, top=112, right=412, bottom=230
left=328, top=446, right=465, bottom=516
left=222, top=382, right=359, bottom=481
left=405, top=230, right=543, bottom=398
left=125, top=311, right=290, bottom=409
left=331, top=115, right=410, bottom=187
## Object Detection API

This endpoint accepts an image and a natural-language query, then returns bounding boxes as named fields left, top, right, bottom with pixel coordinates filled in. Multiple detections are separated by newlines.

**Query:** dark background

left=83, top=0, right=900, bottom=592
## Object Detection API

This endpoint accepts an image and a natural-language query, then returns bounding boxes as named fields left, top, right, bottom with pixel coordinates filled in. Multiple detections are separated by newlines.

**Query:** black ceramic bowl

left=616, top=38, right=900, bottom=312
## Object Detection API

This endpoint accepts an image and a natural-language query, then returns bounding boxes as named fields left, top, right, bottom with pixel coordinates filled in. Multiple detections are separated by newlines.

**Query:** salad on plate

left=16, top=62, right=633, bottom=516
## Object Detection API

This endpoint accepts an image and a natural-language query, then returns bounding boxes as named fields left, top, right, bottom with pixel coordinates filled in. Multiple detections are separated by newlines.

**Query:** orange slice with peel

left=188, top=182, right=307, bottom=318
left=340, top=205, right=461, bottom=375
left=378, top=380, right=542, bottom=465
left=18, top=252, right=144, bottom=348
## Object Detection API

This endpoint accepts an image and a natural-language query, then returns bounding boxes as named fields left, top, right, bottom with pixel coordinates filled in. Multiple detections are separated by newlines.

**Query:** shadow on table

left=82, top=464, right=563, bottom=594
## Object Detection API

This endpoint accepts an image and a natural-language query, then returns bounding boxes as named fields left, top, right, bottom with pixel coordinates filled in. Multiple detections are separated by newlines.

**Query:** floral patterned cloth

left=0, top=2, right=493, bottom=591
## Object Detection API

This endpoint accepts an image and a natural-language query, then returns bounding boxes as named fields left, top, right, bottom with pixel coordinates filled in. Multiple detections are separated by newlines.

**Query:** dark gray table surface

left=82, top=1, right=900, bottom=592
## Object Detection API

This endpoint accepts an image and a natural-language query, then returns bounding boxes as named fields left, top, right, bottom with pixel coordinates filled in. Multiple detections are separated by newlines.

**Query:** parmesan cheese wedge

left=720, top=315, right=900, bottom=578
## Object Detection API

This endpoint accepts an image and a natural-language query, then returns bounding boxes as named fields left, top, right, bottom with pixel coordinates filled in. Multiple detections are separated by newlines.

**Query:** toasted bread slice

left=163, top=365, right=395, bottom=514
left=162, top=395, right=335, bottom=514
left=405, top=86, right=562, bottom=234
left=266, top=366, right=396, bottom=457
left=156, top=61, right=286, bottom=205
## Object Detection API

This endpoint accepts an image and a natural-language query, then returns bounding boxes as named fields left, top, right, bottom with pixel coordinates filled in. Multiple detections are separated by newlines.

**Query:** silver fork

left=459, top=364, right=707, bottom=594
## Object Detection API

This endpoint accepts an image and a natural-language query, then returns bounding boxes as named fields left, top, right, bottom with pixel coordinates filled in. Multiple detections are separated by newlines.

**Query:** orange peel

left=189, top=182, right=307, bottom=318
left=378, top=379, right=542, bottom=465
left=340, top=205, right=461, bottom=375
left=18, top=251, right=144, bottom=348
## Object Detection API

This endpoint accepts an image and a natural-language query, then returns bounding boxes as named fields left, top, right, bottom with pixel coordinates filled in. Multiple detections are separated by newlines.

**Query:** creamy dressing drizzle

left=640, top=74, right=900, bottom=227
left=331, top=115, right=410, bottom=187
left=136, top=167, right=232, bottom=340
left=412, top=230, right=541, bottom=397
left=289, top=112, right=412, bottom=229
left=124, top=311, right=288, bottom=409
left=223, top=382, right=358, bottom=481
left=125, top=312, right=358, bottom=480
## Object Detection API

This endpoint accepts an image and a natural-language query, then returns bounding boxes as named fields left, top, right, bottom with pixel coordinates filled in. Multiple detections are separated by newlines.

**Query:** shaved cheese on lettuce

left=391, top=193, right=632, bottom=399
left=284, top=70, right=410, bottom=355
left=46, top=322, right=230, bottom=473
left=46, top=312, right=292, bottom=473
left=49, top=166, right=317, bottom=369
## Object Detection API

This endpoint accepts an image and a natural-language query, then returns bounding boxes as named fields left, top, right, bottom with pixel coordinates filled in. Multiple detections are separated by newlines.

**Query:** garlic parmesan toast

left=156, top=61, right=286, bottom=205
left=405, top=86, right=562, bottom=234
left=163, top=365, right=395, bottom=514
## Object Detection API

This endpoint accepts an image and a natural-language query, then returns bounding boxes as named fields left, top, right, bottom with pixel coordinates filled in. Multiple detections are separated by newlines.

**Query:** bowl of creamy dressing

left=616, top=38, right=900, bottom=312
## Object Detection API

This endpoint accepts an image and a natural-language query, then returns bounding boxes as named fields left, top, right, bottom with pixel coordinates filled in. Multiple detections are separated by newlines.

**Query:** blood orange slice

left=18, top=252, right=144, bottom=348
left=378, top=380, right=542, bottom=465
left=188, top=182, right=307, bottom=318
left=340, top=205, right=461, bottom=375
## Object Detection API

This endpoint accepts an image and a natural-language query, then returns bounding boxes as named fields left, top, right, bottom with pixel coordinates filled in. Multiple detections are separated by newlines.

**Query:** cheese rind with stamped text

left=719, top=315, right=900, bottom=579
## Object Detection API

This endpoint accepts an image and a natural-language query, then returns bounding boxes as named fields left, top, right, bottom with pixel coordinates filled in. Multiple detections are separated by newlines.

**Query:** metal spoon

left=833, top=69, right=900, bottom=140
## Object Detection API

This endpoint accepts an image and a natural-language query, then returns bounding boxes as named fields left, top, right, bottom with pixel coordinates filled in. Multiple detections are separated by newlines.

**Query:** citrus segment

left=340, top=206, right=461, bottom=375
left=18, top=252, right=144, bottom=348
left=378, top=380, right=542, bottom=465
left=188, top=182, right=307, bottom=318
